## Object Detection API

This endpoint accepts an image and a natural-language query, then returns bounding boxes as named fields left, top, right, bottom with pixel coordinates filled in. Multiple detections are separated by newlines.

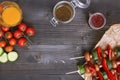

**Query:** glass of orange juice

left=0, top=1, right=22, bottom=27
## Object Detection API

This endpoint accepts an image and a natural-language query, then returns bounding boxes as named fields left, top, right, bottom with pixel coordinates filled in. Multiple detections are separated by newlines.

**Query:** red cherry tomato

left=9, top=38, right=17, bottom=46
left=18, top=37, right=27, bottom=47
left=18, top=23, right=27, bottom=32
left=14, top=30, right=23, bottom=39
left=0, top=29, right=3, bottom=38
left=26, top=27, right=35, bottom=36
left=1, top=26, right=10, bottom=32
left=5, top=45, right=13, bottom=52
left=5, top=31, right=13, bottom=39
left=0, top=40, right=7, bottom=48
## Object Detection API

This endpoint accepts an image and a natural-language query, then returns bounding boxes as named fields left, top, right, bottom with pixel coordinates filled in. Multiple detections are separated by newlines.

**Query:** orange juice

left=0, top=1, right=22, bottom=27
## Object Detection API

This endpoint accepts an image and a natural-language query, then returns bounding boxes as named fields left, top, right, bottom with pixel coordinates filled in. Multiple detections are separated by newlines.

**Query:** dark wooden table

left=0, top=0, right=120, bottom=80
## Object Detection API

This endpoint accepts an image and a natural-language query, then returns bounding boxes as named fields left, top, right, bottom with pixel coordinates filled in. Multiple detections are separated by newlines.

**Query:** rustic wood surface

left=0, top=0, right=120, bottom=80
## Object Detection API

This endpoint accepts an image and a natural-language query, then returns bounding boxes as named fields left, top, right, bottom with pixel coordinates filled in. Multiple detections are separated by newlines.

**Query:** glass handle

left=50, top=17, right=58, bottom=27
left=71, top=0, right=91, bottom=8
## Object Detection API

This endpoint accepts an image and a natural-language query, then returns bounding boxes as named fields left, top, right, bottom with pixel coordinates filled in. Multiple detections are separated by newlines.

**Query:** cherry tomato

left=18, top=37, right=27, bottom=47
left=5, top=45, right=13, bottom=52
left=5, top=31, right=13, bottom=39
left=26, top=27, right=35, bottom=36
left=0, top=29, right=3, bottom=38
left=14, top=30, right=23, bottom=39
left=1, top=26, right=10, bottom=32
left=18, top=23, right=27, bottom=32
left=9, top=38, right=17, bottom=46
left=0, top=40, right=7, bottom=48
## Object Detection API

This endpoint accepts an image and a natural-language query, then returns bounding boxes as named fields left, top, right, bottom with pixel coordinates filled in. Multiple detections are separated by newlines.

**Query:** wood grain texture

left=0, top=0, right=120, bottom=80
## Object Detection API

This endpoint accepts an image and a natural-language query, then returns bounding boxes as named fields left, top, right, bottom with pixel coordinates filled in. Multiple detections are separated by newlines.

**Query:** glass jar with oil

left=50, top=0, right=90, bottom=27
left=0, top=1, right=22, bottom=27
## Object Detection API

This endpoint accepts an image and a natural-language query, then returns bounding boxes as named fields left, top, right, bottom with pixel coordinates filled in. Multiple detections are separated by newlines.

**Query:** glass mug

left=50, top=0, right=91, bottom=27
left=0, top=1, right=22, bottom=27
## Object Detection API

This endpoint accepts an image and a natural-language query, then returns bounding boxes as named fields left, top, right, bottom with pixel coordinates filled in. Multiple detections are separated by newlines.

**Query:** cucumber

left=8, top=51, right=18, bottom=62
left=0, top=52, right=8, bottom=63
left=0, top=48, right=4, bottom=56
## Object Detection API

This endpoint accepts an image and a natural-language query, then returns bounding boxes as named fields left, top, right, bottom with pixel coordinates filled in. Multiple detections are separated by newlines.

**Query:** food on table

left=25, top=27, right=35, bottom=36
left=18, top=23, right=27, bottom=32
left=0, top=1, right=22, bottom=27
left=95, top=24, right=120, bottom=49
left=5, top=45, right=14, bottom=52
left=0, top=29, right=3, bottom=38
left=0, top=1, right=35, bottom=64
left=88, top=13, right=106, bottom=30
left=5, top=31, right=13, bottom=39
left=9, top=38, right=17, bottom=46
left=0, top=47, right=18, bottom=63
left=14, top=30, right=23, bottom=39
left=18, top=37, right=27, bottom=47
left=8, top=51, right=18, bottom=62
left=1, top=26, right=10, bottom=32
left=0, top=52, right=8, bottom=63
left=0, top=47, right=4, bottom=56
left=67, top=24, right=120, bottom=80
left=69, top=45, right=120, bottom=80
left=0, top=40, right=7, bottom=48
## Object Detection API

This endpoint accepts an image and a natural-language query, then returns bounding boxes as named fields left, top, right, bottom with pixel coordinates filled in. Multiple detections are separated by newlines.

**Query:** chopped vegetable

left=96, top=46, right=102, bottom=59
left=78, top=64, right=85, bottom=75
left=106, top=59, right=112, bottom=69
left=5, top=46, right=13, bottom=52
left=92, top=50, right=98, bottom=61
left=0, top=47, right=3, bottom=56
left=97, top=71, right=104, bottom=80
left=8, top=51, right=18, bottom=62
left=0, top=40, right=7, bottom=48
left=107, top=44, right=112, bottom=60
left=0, top=52, right=8, bottom=63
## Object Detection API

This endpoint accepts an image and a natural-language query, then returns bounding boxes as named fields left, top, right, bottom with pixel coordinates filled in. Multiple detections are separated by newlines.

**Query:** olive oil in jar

left=55, top=3, right=73, bottom=22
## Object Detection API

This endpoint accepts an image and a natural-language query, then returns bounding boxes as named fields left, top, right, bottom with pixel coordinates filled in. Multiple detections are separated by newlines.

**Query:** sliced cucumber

left=0, top=52, right=8, bottom=63
left=8, top=51, right=18, bottom=62
left=0, top=48, right=4, bottom=56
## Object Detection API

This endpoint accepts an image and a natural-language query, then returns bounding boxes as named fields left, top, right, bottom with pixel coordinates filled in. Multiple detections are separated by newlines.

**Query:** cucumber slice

left=8, top=51, right=18, bottom=62
left=0, top=52, right=8, bottom=63
left=0, top=48, right=4, bottom=56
